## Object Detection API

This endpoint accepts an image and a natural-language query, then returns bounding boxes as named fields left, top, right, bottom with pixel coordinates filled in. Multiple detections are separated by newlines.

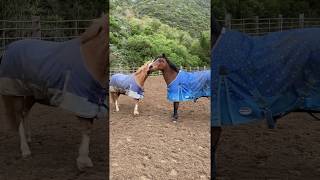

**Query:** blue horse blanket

left=211, top=28, right=320, bottom=127
left=167, top=70, right=210, bottom=102
left=0, top=38, right=107, bottom=119
left=110, top=74, right=144, bottom=99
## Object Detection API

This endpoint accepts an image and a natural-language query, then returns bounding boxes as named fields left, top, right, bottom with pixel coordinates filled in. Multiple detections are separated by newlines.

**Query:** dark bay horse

left=211, top=16, right=222, bottom=179
left=211, top=15, right=320, bottom=179
left=148, top=54, right=210, bottom=122
left=0, top=14, right=108, bottom=170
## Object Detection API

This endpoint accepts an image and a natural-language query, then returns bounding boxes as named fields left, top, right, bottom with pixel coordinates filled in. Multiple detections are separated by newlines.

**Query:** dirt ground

left=217, top=113, right=320, bottom=180
left=0, top=100, right=107, bottom=180
left=110, top=76, right=211, bottom=180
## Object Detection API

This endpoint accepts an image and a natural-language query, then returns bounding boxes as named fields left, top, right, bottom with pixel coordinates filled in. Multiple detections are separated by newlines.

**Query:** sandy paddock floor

left=217, top=113, right=320, bottom=179
left=110, top=76, right=211, bottom=180
left=0, top=100, right=107, bottom=180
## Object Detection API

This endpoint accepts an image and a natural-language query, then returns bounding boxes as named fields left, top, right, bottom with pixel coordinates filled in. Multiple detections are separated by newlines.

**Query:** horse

left=110, top=61, right=152, bottom=115
left=0, top=14, right=108, bottom=171
left=148, top=54, right=210, bottom=122
left=211, top=15, right=320, bottom=179
left=211, top=16, right=222, bottom=179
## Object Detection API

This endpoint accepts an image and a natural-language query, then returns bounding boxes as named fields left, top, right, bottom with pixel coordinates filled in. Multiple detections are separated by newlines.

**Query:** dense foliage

left=1, top=0, right=107, bottom=20
left=212, top=0, right=320, bottom=19
left=110, top=0, right=210, bottom=68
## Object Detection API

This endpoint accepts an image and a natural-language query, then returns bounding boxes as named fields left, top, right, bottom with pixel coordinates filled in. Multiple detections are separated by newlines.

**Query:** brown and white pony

left=0, top=14, right=108, bottom=171
left=110, top=61, right=152, bottom=115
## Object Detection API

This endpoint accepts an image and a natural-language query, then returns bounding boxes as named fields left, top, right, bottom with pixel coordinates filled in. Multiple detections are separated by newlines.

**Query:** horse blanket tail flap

left=167, top=70, right=210, bottom=102
left=211, top=28, right=320, bottom=127
left=110, top=74, right=144, bottom=99
left=0, top=38, right=107, bottom=119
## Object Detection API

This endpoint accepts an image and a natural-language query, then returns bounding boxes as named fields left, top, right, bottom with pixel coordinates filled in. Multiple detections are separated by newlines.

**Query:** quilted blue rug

left=167, top=70, right=210, bottom=102
left=110, top=74, right=144, bottom=99
left=211, top=28, right=320, bottom=127
left=0, top=38, right=107, bottom=119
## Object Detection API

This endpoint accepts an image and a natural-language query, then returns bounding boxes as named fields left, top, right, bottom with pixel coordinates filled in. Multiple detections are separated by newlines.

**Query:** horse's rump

left=110, top=73, right=144, bottom=99
left=211, top=28, right=320, bottom=127
left=0, top=39, right=107, bottom=118
left=167, top=70, right=210, bottom=102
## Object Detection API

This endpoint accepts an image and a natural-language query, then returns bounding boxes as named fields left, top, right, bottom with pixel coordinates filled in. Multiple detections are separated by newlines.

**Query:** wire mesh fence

left=218, top=13, right=320, bottom=36
left=110, top=66, right=210, bottom=76
left=0, top=17, right=91, bottom=56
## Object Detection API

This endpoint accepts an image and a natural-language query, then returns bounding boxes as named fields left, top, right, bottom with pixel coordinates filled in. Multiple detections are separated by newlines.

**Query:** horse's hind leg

left=133, top=99, right=139, bottom=115
left=172, top=102, right=179, bottom=122
left=212, top=127, right=222, bottom=179
left=111, top=92, right=120, bottom=112
left=77, top=117, right=94, bottom=171
left=2, top=95, right=32, bottom=158
left=22, top=96, right=35, bottom=142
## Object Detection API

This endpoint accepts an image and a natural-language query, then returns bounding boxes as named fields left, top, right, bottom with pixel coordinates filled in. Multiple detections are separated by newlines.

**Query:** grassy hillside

left=111, top=0, right=210, bottom=37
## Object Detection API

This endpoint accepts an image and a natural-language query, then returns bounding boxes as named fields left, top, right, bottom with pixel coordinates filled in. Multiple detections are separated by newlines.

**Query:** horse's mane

left=135, top=61, right=151, bottom=75
left=211, top=16, right=222, bottom=48
left=156, top=54, right=179, bottom=72
left=81, top=15, right=108, bottom=44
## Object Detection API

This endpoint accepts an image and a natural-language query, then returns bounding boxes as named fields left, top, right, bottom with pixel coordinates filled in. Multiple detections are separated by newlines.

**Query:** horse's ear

left=162, top=53, right=166, bottom=58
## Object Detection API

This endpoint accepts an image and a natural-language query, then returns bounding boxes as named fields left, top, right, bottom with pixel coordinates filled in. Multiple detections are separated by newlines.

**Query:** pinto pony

left=0, top=14, right=108, bottom=170
left=148, top=54, right=210, bottom=122
left=110, top=61, right=152, bottom=115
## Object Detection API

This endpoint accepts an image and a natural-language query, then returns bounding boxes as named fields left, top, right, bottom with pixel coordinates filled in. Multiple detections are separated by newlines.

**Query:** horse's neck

left=134, top=71, right=148, bottom=87
left=211, top=18, right=222, bottom=48
left=162, top=66, right=178, bottom=85
left=81, top=38, right=107, bottom=88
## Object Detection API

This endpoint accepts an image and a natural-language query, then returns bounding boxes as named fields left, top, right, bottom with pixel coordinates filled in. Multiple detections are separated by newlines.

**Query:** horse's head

left=136, top=60, right=153, bottom=76
left=148, top=54, right=179, bottom=73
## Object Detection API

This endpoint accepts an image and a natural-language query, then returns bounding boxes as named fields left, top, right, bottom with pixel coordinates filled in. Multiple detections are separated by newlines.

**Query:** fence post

left=278, top=14, right=283, bottom=32
left=180, top=66, right=183, bottom=70
left=75, top=20, right=78, bottom=36
left=2, top=20, right=5, bottom=52
left=255, top=16, right=259, bottom=35
left=299, top=13, right=304, bottom=28
left=225, top=13, right=232, bottom=29
left=32, top=16, right=41, bottom=39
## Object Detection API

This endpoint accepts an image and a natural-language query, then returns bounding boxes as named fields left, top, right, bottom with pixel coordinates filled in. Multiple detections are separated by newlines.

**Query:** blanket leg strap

left=263, top=109, right=275, bottom=129
left=308, top=112, right=320, bottom=121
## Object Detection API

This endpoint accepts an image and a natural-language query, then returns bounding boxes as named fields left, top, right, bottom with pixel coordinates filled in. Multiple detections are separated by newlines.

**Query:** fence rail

left=219, top=13, right=320, bottom=35
left=0, top=17, right=91, bottom=55
left=110, top=66, right=210, bottom=76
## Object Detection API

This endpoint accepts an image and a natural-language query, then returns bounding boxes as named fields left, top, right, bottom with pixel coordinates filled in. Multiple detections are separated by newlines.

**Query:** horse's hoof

left=172, top=115, right=178, bottom=122
left=134, top=111, right=139, bottom=116
left=22, top=150, right=31, bottom=158
left=77, top=157, right=93, bottom=171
